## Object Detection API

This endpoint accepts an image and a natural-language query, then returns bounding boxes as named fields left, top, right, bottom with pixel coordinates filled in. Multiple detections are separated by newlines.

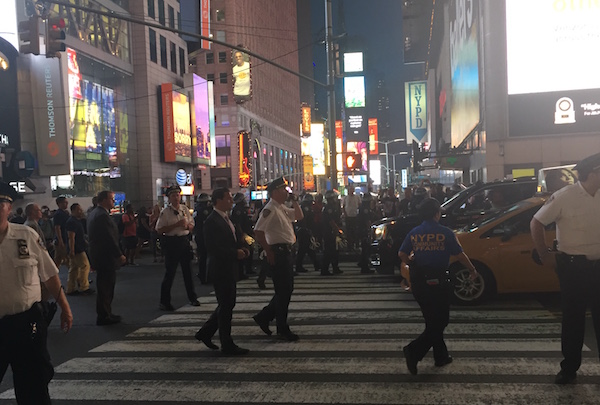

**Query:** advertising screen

left=449, top=0, right=480, bottom=147
left=191, top=74, right=211, bottom=164
left=300, top=123, right=326, bottom=175
left=232, top=49, right=251, bottom=104
left=369, top=159, right=381, bottom=186
left=506, top=0, right=600, bottom=137
left=344, top=76, right=365, bottom=108
left=161, top=83, right=192, bottom=163
left=345, top=108, right=367, bottom=141
left=238, top=131, right=251, bottom=188
left=343, top=52, right=363, bottom=73
left=346, top=141, right=368, bottom=172
left=368, top=118, right=379, bottom=155
left=201, top=0, right=210, bottom=49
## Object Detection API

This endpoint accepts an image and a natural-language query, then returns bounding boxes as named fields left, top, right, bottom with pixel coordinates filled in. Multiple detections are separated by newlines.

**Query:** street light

left=380, top=151, right=408, bottom=190
left=374, top=139, right=405, bottom=186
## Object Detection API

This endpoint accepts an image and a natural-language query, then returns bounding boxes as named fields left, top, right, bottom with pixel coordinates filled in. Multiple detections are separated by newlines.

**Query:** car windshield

left=441, top=185, right=474, bottom=210
left=461, top=199, right=533, bottom=232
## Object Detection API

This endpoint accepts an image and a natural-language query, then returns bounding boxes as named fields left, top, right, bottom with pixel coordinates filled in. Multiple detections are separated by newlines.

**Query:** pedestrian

left=87, top=190, right=126, bottom=325
left=121, top=204, right=138, bottom=266
left=530, top=152, right=600, bottom=385
left=231, top=192, right=255, bottom=279
left=252, top=177, right=303, bottom=341
left=357, top=193, right=376, bottom=274
left=195, top=188, right=250, bottom=355
left=295, top=194, right=321, bottom=273
left=149, top=204, right=163, bottom=263
left=312, top=193, right=324, bottom=250
left=52, top=196, right=70, bottom=267
left=136, top=206, right=152, bottom=259
left=24, top=203, right=44, bottom=240
left=382, top=188, right=399, bottom=218
left=155, top=185, right=199, bottom=310
left=86, top=196, right=98, bottom=216
left=38, top=206, right=54, bottom=255
left=321, top=190, right=343, bottom=276
left=194, top=193, right=213, bottom=283
left=398, top=187, right=413, bottom=215
left=342, top=184, right=361, bottom=251
left=0, top=181, right=73, bottom=404
left=9, top=207, right=26, bottom=224
left=398, top=198, right=477, bottom=375
left=65, top=203, right=93, bottom=296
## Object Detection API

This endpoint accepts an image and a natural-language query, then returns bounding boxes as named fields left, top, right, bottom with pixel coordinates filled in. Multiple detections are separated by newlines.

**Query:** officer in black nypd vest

left=321, top=190, right=343, bottom=276
left=194, top=193, right=212, bottom=284
left=398, top=198, right=477, bottom=375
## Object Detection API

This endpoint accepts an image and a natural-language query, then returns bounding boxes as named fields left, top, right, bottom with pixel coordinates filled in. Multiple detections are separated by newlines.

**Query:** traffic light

left=345, top=153, right=362, bottom=171
left=46, top=17, right=66, bottom=58
left=18, top=16, right=40, bottom=55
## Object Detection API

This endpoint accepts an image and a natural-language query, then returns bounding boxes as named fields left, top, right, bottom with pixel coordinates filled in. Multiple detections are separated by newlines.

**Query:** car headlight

left=373, top=224, right=388, bottom=241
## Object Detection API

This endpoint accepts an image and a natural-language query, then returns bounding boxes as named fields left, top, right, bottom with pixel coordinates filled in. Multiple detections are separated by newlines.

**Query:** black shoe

left=296, top=267, right=308, bottom=273
left=96, top=315, right=121, bottom=326
left=79, top=288, right=95, bottom=295
left=434, top=356, right=453, bottom=367
left=333, top=269, right=343, bottom=274
left=195, top=330, right=219, bottom=350
left=403, top=346, right=418, bottom=375
left=555, top=370, right=577, bottom=384
left=159, top=303, right=175, bottom=311
left=253, top=315, right=272, bottom=336
left=189, top=299, right=200, bottom=307
left=320, top=271, right=333, bottom=276
left=221, top=345, right=250, bottom=356
left=257, top=280, right=267, bottom=289
left=66, top=290, right=79, bottom=296
left=277, top=330, right=299, bottom=342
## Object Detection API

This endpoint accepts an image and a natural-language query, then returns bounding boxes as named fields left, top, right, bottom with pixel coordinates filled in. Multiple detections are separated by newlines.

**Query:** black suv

left=370, top=179, right=538, bottom=274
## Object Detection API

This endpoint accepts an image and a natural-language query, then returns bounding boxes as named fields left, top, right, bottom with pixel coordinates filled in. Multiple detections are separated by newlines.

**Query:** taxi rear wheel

left=450, top=263, right=496, bottom=305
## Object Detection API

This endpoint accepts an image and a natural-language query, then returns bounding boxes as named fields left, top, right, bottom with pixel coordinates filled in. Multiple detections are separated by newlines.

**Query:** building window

left=149, top=28, right=157, bottom=62
left=219, top=72, right=227, bottom=84
left=160, top=35, right=167, bottom=68
left=207, top=73, right=214, bottom=82
left=216, top=30, right=226, bottom=42
left=158, top=0, right=165, bottom=25
left=170, top=42, right=177, bottom=73
left=206, top=53, right=214, bottom=64
left=177, top=12, right=181, bottom=31
left=220, top=94, right=228, bottom=105
left=148, top=0, right=155, bottom=18
left=218, top=51, right=227, bottom=63
left=216, top=9, right=225, bottom=21
left=215, top=135, right=230, bottom=147
left=168, top=6, right=175, bottom=29
left=216, top=156, right=230, bottom=168
left=221, top=114, right=229, bottom=126
left=179, top=47, right=185, bottom=76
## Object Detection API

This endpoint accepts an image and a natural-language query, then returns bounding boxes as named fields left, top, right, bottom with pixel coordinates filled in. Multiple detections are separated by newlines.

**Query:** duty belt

left=272, top=243, right=293, bottom=251
left=558, top=252, right=600, bottom=266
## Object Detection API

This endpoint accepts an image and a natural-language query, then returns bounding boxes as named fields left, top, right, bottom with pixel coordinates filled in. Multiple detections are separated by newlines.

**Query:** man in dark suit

left=195, top=188, right=250, bottom=355
left=87, top=190, right=126, bottom=325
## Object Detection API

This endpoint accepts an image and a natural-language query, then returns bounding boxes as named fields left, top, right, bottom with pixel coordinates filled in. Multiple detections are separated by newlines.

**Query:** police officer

left=231, top=192, right=255, bottom=279
left=357, top=193, right=377, bottom=274
left=398, top=198, right=477, bottom=375
left=321, top=190, right=343, bottom=276
left=531, top=152, right=600, bottom=385
left=0, top=182, right=73, bottom=404
left=252, top=177, right=303, bottom=341
left=156, top=185, right=199, bottom=310
left=194, top=193, right=213, bottom=284
left=295, top=194, right=321, bottom=273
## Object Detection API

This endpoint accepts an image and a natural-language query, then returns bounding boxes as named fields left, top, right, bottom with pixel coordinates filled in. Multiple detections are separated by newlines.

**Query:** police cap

left=267, top=177, right=288, bottom=193
left=574, top=153, right=600, bottom=176
left=197, top=193, right=210, bottom=203
left=233, top=192, right=245, bottom=203
left=166, top=185, right=181, bottom=196
left=0, top=181, right=20, bottom=204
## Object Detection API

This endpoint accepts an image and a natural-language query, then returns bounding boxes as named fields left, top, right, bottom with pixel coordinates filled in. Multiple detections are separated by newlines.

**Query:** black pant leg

left=160, top=240, right=179, bottom=305
left=271, top=250, right=294, bottom=332
left=96, top=267, right=117, bottom=319
left=180, top=251, right=197, bottom=302
left=214, top=280, right=236, bottom=348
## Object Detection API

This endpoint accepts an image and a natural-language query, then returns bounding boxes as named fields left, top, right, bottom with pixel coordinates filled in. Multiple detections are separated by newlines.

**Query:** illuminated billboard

left=300, top=123, right=326, bottom=175
left=344, top=76, right=365, bottom=108
left=449, top=0, right=480, bottom=147
left=232, top=49, right=251, bottom=104
left=506, top=0, right=600, bottom=137
left=301, top=105, right=311, bottom=137
left=187, top=73, right=211, bottom=165
left=238, top=131, right=251, bottom=188
left=368, top=118, right=378, bottom=155
left=369, top=159, right=381, bottom=186
left=346, top=141, right=368, bottom=172
left=344, top=52, right=363, bottom=73
left=161, top=83, right=192, bottom=163
left=303, top=155, right=315, bottom=191
left=200, top=0, right=210, bottom=49
left=405, top=81, right=429, bottom=144
left=345, top=108, right=367, bottom=141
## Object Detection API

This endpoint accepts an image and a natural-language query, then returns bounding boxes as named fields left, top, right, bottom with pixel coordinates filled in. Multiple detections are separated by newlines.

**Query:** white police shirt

left=254, top=199, right=297, bottom=245
left=534, top=182, right=600, bottom=260
left=0, top=223, right=58, bottom=318
left=156, top=204, right=193, bottom=236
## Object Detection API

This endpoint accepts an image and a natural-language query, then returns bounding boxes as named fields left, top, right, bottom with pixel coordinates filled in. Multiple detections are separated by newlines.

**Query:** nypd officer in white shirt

left=0, top=181, right=73, bottom=404
left=531, top=152, right=600, bottom=385
left=252, top=177, right=303, bottom=341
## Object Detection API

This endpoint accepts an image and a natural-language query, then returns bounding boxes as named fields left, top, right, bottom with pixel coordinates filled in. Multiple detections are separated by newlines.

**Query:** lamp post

left=375, top=139, right=405, bottom=186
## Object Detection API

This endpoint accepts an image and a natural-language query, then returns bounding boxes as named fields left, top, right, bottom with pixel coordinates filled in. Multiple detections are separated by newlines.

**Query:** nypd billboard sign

left=405, top=81, right=430, bottom=144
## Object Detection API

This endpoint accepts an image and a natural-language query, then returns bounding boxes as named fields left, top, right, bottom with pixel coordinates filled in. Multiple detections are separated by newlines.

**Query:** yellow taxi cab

left=447, top=196, right=559, bottom=305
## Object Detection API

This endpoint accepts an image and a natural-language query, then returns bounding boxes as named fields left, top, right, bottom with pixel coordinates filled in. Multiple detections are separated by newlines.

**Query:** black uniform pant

left=322, top=233, right=340, bottom=273
left=161, top=235, right=197, bottom=305
left=254, top=246, right=294, bottom=333
left=357, top=232, right=370, bottom=271
left=196, top=233, right=209, bottom=284
left=198, top=278, right=237, bottom=349
left=555, top=254, right=600, bottom=375
left=0, top=303, right=53, bottom=405
left=405, top=275, right=451, bottom=363
left=345, top=216, right=358, bottom=250
left=96, top=267, right=117, bottom=320
left=295, top=230, right=319, bottom=271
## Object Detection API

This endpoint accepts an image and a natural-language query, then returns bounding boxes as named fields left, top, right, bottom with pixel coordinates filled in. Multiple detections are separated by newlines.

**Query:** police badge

left=17, top=239, right=30, bottom=259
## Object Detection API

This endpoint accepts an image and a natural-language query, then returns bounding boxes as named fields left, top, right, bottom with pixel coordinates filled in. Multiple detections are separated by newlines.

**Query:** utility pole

left=325, top=0, right=338, bottom=190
